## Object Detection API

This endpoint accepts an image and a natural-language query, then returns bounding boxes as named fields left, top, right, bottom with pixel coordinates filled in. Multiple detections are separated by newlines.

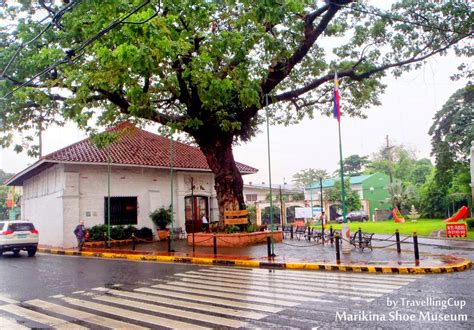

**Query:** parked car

left=336, top=211, right=369, bottom=223
left=0, top=220, right=39, bottom=257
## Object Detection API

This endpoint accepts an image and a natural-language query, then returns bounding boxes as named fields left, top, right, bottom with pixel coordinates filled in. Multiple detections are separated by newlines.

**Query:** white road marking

left=178, top=271, right=396, bottom=294
left=59, top=296, right=209, bottom=329
left=134, top=287, right=284, bottom=313
left=211, top=267, right=421, bottom=282
left=0, top=296, right=19, bottom=304
left=0, top=304, right=86, bottom=329
left=93, top=293, right=248, bottom=328
left=151, top=283, right=299, bottom=307
left=175, top=274, right=383, bottom=298
left=162, top=280, right=330, bottom=303
left=0, top=315, right=28, bottom=329
left=201, top=268, right=412, bottom=287
left=26, top=299, right=147, bottom=330
left=93, top=287, right=267, bottom=320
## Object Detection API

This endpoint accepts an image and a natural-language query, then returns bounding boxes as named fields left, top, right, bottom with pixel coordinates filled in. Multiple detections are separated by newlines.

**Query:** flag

left=333, top=73, right=341, bottom=122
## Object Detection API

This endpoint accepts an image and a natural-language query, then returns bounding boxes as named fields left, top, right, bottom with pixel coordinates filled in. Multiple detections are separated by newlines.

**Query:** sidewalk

left=373, top=233, right=474, bottom=250
left=38, top=236, right=472, bottom=274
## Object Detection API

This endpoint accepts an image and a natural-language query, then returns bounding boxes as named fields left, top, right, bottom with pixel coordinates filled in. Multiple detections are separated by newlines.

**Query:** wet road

left=0, top=252, right=472, bottom=329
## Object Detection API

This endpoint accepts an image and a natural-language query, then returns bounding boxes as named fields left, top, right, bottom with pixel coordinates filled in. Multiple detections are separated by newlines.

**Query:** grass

left=313, top=219, right=474, bottom=240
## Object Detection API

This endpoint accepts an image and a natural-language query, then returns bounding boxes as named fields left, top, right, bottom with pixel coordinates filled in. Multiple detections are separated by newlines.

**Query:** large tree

left=292, top=168, right=329, bottom=188
left=0, top=1, right=472, bottom=219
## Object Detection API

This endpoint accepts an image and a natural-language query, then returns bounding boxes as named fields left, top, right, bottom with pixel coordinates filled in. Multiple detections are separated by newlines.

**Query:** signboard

left=446, top=223, right=467, bottom=238
left=295, top=207, right=322, bottom=219
left=224, top=210, right=248, bottom=225
left=295, top=207, right=312, bottom=219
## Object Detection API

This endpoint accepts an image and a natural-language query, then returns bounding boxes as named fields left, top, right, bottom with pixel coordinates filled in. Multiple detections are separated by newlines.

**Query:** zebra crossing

left=0, top=266, right=422, bottom=329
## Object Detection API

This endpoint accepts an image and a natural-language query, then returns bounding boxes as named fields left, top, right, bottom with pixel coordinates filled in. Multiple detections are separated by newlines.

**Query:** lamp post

left=107, top=144, right=111, bottom=249
left=191, top=177, right=195, bottom=253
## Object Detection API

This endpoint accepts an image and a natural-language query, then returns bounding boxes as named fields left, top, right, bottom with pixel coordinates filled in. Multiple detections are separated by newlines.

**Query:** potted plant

left=150, top=207, right=172, bottom=240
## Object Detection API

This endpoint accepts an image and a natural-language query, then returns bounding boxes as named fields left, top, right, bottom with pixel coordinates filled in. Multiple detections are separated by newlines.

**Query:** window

left=104, top=197, right=138, bottom=225
left=246, top=194, right=257, bottom=202
left=8, top=223, right=35, bottom=232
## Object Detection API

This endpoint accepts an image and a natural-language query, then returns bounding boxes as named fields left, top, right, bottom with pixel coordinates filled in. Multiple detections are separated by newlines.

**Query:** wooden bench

left=350, top=232, right=374, bottom=251
left=294, top=226, right=307, bottom=240
left=223, top=210, right=249, bottom=226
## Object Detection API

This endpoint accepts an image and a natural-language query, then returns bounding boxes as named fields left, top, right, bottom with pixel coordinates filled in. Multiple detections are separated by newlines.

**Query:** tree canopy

left=0, top=0, right=472, bottom=217
left=292, top=168, right=329, bottom=188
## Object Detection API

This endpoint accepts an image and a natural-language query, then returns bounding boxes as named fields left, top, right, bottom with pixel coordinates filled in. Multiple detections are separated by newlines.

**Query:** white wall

left=22, top=162, right=219, bottom=247
left=22, top=164, right=65, bottom=247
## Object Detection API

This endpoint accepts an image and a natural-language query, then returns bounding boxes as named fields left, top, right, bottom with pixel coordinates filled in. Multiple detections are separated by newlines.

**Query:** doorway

left=185, top=195, right=209, bottom=233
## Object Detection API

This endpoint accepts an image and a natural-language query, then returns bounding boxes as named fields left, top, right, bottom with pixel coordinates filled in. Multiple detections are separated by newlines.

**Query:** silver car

left=336, top=211, right=369, bottom=223
left=0, top=220, right=39, bottom=257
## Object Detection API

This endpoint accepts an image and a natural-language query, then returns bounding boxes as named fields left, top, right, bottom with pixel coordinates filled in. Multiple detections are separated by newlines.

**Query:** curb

left=37, top=248, right=472, bottom=274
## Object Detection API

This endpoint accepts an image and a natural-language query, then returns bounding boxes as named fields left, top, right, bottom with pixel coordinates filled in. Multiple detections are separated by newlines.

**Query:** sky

left=0, top=53, right=467, bottom=184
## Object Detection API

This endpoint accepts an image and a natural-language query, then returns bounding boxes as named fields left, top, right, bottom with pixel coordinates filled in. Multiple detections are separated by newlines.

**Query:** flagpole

left=334, top=71, right=351, bottom=254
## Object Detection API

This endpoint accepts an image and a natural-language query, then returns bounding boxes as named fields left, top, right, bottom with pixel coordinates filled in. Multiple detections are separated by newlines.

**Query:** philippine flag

left=333, top=73, right=341, bottom=122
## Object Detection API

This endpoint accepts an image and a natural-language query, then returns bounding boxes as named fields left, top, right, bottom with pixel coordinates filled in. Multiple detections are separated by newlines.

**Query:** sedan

left=336, top=211, right=369, bottom=223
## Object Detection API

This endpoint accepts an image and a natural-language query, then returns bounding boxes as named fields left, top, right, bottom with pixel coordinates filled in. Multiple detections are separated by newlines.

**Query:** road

left=0, top=253, right=472, bottom=329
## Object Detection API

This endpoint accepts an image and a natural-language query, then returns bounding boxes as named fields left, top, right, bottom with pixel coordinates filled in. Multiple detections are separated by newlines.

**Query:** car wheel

left=363, top=217, right=368, bottom=222
left=346, top=218, right=351, bottom=223
left=28, top=248, right=37, bottom=257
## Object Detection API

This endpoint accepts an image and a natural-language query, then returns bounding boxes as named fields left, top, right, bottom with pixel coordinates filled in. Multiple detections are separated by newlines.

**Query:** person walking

left=73, top=220, right=86, bottom=251
left=201, top=213, right=209, bottom=232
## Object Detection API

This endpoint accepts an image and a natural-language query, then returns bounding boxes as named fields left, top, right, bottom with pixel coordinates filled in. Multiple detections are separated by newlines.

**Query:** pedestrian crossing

left=0, top=266, right=422, bottom=329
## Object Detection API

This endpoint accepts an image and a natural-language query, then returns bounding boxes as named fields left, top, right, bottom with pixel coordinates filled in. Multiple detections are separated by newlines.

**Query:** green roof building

left=305, top=173, right=391, bottom=220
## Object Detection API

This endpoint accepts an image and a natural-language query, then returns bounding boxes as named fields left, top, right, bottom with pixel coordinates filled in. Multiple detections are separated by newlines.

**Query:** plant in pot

left=150, top=207, right=172, bottom=240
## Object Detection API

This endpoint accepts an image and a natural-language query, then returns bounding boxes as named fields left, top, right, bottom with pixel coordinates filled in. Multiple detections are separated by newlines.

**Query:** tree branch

left=261, top=1, right=349, bottom=94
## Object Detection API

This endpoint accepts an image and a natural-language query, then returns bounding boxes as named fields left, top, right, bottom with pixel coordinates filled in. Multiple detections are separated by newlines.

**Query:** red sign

left=446, top=223, right=467, bottom=238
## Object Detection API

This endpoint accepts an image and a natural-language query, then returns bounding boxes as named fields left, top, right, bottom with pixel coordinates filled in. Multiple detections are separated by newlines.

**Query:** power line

left=1, top=0, right=82, bottom=79
left=1, top=0, right=155, bottom=99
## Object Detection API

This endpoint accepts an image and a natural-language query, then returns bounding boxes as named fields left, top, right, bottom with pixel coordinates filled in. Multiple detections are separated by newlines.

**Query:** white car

left=0, top=220, right=39, bottom=257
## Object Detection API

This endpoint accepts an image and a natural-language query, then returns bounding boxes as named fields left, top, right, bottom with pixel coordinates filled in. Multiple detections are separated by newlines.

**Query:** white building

left=6, top=122, right=257, bottom=248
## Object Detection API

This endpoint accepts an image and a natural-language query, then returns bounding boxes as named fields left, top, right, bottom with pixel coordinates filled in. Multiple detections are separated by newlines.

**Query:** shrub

left=246, top=223, right=258, bottom=233
left=467, top=218, right=474, bottom=230
left=124, top=225, right=137, bottom=238
left=225, top=225, right=240, bottom=234
left=111, top=225, right=126, bottom=240
left=136, top=227, right=153, bottom=240
left=86, top=224, right=108, bottom=241
left=150, top=207, right=172, bottom=230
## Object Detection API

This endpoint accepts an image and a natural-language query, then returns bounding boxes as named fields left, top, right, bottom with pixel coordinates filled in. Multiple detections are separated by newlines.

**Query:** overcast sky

left=0, top=53, right=467, bottom=185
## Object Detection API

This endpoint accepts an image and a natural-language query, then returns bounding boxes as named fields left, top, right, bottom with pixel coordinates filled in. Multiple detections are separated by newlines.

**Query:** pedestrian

left=73, top=220, right=86, bottom=251
left=319, top=211, right=327, bottom=229
left=201, top=213, right=209, bottom=232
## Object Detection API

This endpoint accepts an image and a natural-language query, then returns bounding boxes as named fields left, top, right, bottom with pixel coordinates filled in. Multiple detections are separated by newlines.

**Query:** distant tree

left=292, top=168, right=329, bottom=189
left=410, top=159, right=434, bottom=186
left=387, top=181, right=416, bottom=211
left=337, top=154, right=369, bottom=176
left=326, top=179, right=361, bottom=212
left=0, top=170, right=14, bottom=184
left=419, top=171, right=448, bottom=218
left=429, top=86, right=474, bottom=163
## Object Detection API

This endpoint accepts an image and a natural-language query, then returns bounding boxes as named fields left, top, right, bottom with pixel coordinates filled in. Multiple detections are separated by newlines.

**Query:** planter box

left=187, top=231, right=283, bottom=247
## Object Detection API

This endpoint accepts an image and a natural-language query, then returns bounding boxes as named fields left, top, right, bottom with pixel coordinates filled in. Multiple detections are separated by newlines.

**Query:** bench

left=282, top=225, right=293, bottom=238
left=350, top=231, right=374, bottom=251
left=170, top=227, right=186, bottom=239
left=294, top=226, right=307, bottom=240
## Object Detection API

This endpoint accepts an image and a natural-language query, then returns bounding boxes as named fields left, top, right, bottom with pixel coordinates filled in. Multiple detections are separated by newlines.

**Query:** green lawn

left=314, top=219, right=474, bottom=240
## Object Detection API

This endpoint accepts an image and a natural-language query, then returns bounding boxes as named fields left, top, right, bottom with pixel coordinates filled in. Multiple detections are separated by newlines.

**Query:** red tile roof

left=43, top=122, right=258, bottom=173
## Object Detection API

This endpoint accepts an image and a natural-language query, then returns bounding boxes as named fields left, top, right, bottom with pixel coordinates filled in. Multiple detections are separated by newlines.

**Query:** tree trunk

left=198, top=136, right=246, bottom=224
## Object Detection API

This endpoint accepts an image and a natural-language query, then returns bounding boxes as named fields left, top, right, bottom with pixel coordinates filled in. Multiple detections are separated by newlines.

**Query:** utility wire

left=1, top=0, right=82, bottom=79
left=1, top=0, right=155, bottom=99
